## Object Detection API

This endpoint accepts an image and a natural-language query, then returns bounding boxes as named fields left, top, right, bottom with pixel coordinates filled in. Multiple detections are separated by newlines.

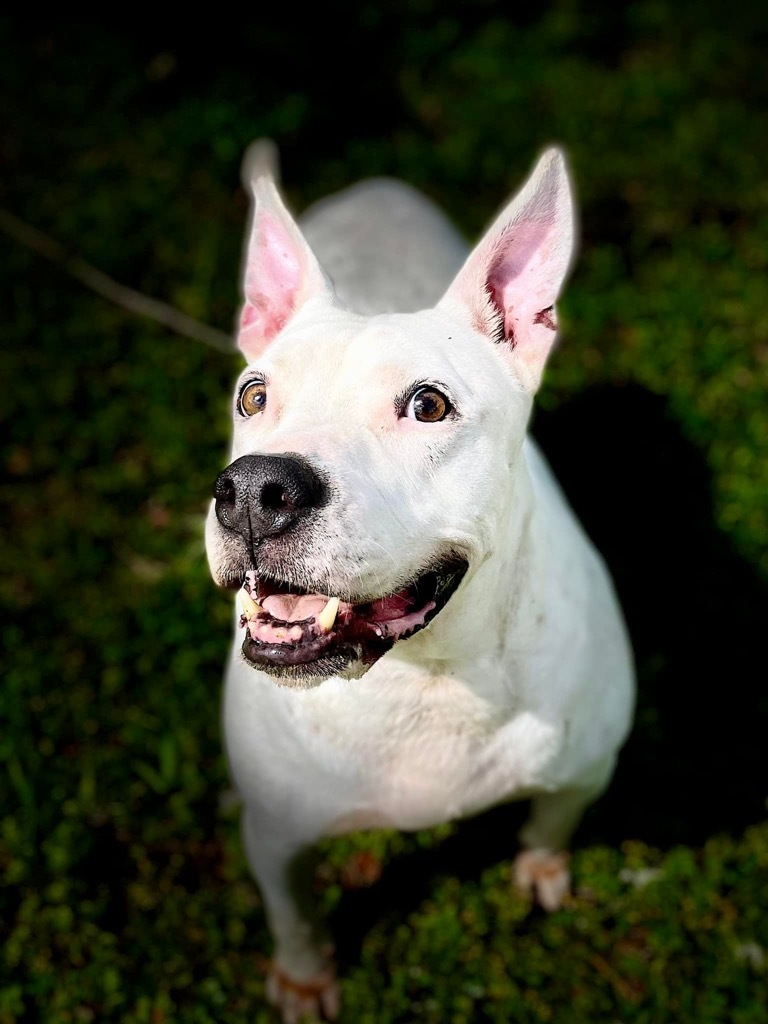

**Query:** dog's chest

left=226, top=661, right=564, bottom=832
left=328, top=691, right=561, bottom=830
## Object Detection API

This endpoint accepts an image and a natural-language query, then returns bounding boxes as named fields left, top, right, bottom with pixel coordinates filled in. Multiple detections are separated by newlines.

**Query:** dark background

left=2, top=6, right=767, bottom=1022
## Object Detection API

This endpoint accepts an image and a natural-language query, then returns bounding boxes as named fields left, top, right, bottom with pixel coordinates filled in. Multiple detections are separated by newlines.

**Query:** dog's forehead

left=252, top=307, right=502, bottom=399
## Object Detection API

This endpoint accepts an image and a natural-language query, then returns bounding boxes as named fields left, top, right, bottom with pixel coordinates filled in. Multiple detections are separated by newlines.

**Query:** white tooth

left=317, top=596, right=340, bottom=633
left=237, top=588, right=263, bottom=619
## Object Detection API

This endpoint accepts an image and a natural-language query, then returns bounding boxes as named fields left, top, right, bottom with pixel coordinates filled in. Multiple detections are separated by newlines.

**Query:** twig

left=0, top=207, right=235, bottom=354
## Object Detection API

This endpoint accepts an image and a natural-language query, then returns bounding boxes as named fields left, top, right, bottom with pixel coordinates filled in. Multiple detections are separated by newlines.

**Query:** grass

left=2, top=6, right=768, bottom=1021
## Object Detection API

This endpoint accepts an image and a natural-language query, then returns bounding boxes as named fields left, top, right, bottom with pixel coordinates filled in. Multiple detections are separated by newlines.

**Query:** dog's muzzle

left=211, top=453, right=469, bottom=684
left=213, top=454, right=327, bottom=544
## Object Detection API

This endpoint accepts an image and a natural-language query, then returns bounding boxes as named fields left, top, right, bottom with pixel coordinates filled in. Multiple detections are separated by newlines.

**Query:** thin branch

left=0, top=207, right=235, bottom=354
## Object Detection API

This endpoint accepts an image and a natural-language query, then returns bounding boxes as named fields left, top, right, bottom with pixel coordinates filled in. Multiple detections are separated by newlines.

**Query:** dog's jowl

left=206, top=146, right=635, bottom=1021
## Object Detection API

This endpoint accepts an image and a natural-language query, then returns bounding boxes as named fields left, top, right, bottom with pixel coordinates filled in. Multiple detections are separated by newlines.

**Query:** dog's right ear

left=237, top=171, right=330, bottom=362
left=438, top=148, right=575, bottom=393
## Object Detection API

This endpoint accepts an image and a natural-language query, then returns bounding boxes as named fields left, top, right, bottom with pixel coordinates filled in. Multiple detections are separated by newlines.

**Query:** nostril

left=261, top=481, right=292, bottom=511
left=214, top=454, right=326, bottom=540
left=214, top=476, right=236, bottom=505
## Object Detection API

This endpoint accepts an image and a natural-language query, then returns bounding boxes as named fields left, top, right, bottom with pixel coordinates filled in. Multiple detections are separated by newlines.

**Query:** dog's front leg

left=241, top=805, right=339, bottom=1022
left=514, top=756, right=616, bottom=912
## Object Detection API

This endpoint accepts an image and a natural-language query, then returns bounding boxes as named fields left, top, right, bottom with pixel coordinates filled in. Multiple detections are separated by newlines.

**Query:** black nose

left=214, top=454, right=327, bottom=542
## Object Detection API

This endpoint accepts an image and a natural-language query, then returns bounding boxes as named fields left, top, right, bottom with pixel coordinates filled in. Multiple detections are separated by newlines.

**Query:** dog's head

left=206, top=149, right=575, bottom=686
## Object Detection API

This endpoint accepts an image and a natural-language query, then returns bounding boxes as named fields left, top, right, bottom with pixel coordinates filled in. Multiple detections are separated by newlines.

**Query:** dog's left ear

left=237, top=168, right=330, bottom=361
left=439, top=148, right=575, bottom=392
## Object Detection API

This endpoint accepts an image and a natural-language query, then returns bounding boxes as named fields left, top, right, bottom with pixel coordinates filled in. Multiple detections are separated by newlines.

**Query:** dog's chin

left=240, top=640, right=369, bottom=688
left=236, top=557, right=469, bottom=689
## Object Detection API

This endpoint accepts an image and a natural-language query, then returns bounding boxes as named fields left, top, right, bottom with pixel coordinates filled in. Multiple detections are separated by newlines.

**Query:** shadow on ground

left=331, top=382, right=768, bottom=963
left=536, top=382, right=768, bottom=848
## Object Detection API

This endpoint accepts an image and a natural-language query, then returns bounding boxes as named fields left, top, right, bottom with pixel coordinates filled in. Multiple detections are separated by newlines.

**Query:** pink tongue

left=369, top=589, right=413, bottom=621
left=262, top=593, right=329, bottom=622
left=259, top=586, right=414, bottom=624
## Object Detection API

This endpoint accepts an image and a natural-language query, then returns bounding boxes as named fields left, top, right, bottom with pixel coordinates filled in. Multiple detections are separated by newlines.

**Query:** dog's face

left=206, top=150, right=574, bottom=686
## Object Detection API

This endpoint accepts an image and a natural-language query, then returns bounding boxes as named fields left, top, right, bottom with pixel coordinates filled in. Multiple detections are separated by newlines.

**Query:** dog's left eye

left=405, top=386, right=452, bottom=423
left=239, top=380, right=267, bottom=417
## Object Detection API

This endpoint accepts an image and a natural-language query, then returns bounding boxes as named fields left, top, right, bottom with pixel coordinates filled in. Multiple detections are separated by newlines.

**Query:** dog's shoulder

left=299, top=178, right=467, bottom=314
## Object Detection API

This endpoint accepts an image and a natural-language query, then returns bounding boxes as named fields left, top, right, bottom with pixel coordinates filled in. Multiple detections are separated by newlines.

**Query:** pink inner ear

left=487, top=219, right=552, bottom=344
left=239, top=210, right=303, bottom=357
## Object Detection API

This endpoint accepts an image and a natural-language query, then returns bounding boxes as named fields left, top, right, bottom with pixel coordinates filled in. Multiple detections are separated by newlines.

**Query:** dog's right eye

left=405, top=386, right=452, bottom=423
left=239, top=380, right=267, bottom=416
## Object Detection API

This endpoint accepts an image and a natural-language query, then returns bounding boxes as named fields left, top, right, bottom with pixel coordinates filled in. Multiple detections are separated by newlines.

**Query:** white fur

left=205, top=148, right=635, bottom=1011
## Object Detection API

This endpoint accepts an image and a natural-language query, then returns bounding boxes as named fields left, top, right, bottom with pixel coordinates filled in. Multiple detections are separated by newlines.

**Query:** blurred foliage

left=1, top=4, right=767, bottom=1022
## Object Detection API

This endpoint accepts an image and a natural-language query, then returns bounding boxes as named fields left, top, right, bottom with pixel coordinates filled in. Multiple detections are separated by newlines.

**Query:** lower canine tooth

left=237, top=589, right=263, bottom=619
left=317, top=596, right=340, bottom=633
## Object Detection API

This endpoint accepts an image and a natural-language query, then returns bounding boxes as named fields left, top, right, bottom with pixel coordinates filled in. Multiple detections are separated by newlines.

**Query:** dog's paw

left=266, top=962, right=340, bottom=1023
left=340, top=849, right=383, bottom=890
left=513, top=848, right=571, bottom=912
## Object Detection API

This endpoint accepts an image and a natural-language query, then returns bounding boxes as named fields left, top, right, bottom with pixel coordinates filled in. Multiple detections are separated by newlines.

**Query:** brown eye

left=407, top=386, right=451, bottom=422
left=239, top=380, right=267, bottom=416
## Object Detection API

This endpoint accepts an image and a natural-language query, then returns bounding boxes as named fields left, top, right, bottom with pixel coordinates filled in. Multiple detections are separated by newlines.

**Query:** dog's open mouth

left=238, top=558, right=468, bottom=679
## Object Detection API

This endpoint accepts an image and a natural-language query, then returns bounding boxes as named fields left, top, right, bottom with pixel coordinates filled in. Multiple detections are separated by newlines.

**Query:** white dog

left=206, top=144, right=634, bottom=1022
